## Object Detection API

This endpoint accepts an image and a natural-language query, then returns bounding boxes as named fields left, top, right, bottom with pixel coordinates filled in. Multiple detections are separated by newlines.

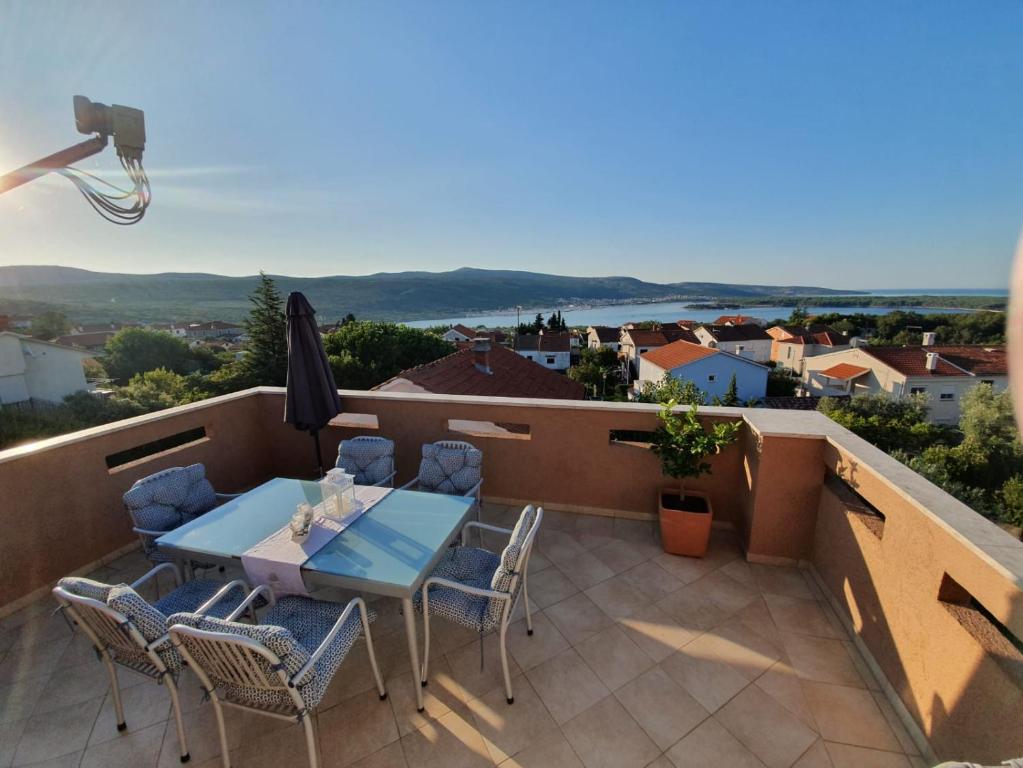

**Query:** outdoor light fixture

left=0, top=95, right=151, bottom=224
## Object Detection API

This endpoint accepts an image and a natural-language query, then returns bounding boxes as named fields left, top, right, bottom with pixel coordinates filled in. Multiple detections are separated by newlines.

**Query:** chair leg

left=102, top=653, right=127, bottom=730
left=420, top=606, right=432, bottom=687
left=361, top=614, right=387, bottom=700
left=165, top=676, right=190, bottom=763
left=210, top=694, right=232, bottom=768
left=523, top=579, right=533, bottom=636
left=302, top=711, right=319, bottom=768
left=499, top=620, right=514, bottom=704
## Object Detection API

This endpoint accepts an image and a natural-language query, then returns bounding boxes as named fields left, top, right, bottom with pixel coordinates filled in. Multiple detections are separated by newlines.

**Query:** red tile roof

left=778, top=329, right=850, bottom=346
left=625, top=328, right=700, bottom=346
left=863, top=345, right=1006, bottom=377
left=449, top=324, right=479, bottom=339
left=818, top=363, right=870, bottom=380
left=54, top=331, right=115, bottom=349
left=699, top=324, right=771, bottom=342
left=375, top=344, right=585, bottom=399
left=641, top=339, right=718, bottom=370
left=515, top=333, right=572, bottom=352
left=589, top=326, right=620, bottom=343
left=713, top=314, right=760, bottom=325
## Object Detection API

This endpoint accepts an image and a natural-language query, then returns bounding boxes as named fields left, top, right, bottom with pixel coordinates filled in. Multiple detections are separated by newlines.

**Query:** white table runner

left=241, top=485, right=393, bottom=596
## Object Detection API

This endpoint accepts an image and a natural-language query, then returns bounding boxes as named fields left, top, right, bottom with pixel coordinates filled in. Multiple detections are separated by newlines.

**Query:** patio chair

left=415, top=504, right=543, bottom=704
left=400, top=440, right=483, bottom=514
left=123, top=463, right=239, bottom=566
left=335, top=436, right=396, bottom=487
left=168, top=589, right=387, bottom=768
left=52, top=564, right=255, bottom=764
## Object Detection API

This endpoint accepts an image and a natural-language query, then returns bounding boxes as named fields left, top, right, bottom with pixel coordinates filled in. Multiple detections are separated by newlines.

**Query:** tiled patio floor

left=0, top=503, right=928, bottom=768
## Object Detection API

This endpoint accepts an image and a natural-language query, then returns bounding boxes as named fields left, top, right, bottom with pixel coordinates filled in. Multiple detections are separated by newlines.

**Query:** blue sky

left=0, top=1, right=1020, bottom=288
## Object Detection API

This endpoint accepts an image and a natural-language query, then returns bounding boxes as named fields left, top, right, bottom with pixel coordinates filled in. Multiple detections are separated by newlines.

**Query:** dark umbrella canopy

left=285, top=292, right=342, bottom=474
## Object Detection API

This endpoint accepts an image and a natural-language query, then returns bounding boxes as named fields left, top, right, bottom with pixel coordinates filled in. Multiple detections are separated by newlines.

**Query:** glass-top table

left=156, top=477, right=476, bottom=711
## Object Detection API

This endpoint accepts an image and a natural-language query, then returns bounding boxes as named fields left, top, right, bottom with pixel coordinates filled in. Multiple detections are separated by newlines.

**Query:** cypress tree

left=242, top=272, right=288, bottom=386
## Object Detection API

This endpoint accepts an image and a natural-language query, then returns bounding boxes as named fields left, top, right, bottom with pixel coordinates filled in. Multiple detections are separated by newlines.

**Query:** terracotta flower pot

left=658, top=487, right=714, bottom=558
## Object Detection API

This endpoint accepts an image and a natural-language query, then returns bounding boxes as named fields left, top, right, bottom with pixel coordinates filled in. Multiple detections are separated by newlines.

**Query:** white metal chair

left=415, top=505, right=543, bottom=704
left=400, top=440, right=483, bottom=515
left=169, top=588, right=387, bottom=768
left=52, top=564, right=254, bottom=764
left=335, top=436, right=396, bottom=487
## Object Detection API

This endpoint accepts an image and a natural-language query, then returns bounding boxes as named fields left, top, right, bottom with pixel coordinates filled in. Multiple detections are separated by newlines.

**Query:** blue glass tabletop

left=156, top=478, right=475, bottom=596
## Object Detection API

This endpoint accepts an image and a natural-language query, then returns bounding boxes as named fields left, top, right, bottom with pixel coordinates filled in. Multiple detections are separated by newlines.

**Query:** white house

left=514, top=333, right=571, bottom=371
left=767, top=324, right=851, bottom=374
left=801, top=344, right=1007, bottom=424
left=0, top=333, right=92, bottom=406
left=441, top=324, right=479, bottom=343
left=619, top=327, right=700, bottom=379
left=586, top=326, right=620, bottom=352
left=636, top=339, right=768, bottom=402
left=693, top=324, right=773, bottom=363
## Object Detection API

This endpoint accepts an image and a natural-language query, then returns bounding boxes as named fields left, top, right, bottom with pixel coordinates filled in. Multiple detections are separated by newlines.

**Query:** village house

left=441, top=324, right=507, bottom=345
left=635, top=338, right=768, bottom=401
left=619, top=326, right=700, bottom=379
left=54, top=330, right=116, bottom=353
left=514, top=332, right=572, bottom=371
left=0, top=332, right=92, bottom=406
left=184, top=321, right=244, bottom=340
left=712, top=313, right=765, bottom=326
left=693, top=323, right=773, bottom=362
left=585, top=325, right=620, bottom=352
left=767, top=323, right=852, bottom=374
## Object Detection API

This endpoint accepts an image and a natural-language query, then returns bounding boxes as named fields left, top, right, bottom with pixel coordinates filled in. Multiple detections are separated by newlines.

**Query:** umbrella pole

left=312, top=429, right=325, bottom=478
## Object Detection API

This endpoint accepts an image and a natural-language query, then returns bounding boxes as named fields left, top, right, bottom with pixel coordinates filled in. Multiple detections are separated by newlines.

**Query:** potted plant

left=649, top=399, right=741, bottom=557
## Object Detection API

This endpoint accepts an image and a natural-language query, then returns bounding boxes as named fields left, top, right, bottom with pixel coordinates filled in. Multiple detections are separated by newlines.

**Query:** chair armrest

left=398, top=478, right=419, bottom=491
left=133, top=526, right=173, bottom=537
left=371, top=471, right=397, bottom=488
left=291, top=597, right=371, bottom=685
left=461, top=480, right=482, bottom=500
left=226, top=584, right=276, bottom=622
left=195, top=579, right=251, bottom=616
left=130, top=562, right=183, bottom=591
left=423, top=575, right=509, bottom=602
left=460, top=520, right=512, bottom=540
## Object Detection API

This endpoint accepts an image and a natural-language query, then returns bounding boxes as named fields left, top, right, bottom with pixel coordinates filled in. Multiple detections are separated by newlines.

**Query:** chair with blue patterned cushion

left=168, top=589, right=387, bottom=768
left=415, top=504, right=543, bottom=704
left=335, top=436, right=396, bottom=487
left=399, top=440, right=483, bottom=517
left=122, top=463, right=239, bottom=566
left=52, top=564, right=255, bottom=764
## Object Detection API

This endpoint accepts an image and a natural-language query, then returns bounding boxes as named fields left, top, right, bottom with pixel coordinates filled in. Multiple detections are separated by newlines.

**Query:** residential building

left=712, top=313, right=765, bottom=326
left=514, top=333, right=572, bottom=371
left=54, top=331, right=116, bottom=353
left=767, top=324, right=852, bottom=374
left=441, top=324, right=507, bottom=345
left=0, top=332, right=92, bottom=405
left=72, top=322, right=134, bottom=335
left=636, top=339, right=768, bottom=401
left=619, top=327, right=700, bottom=379
left=802, top=344, right=1007, bottom=423
left=184, top=321, right=244, bottom=340
left=150, top=323, right=189, bottom=338
left=376, top=338, right=584, bottom=400
left=586, top=325, right=620, bottom=352
left=693, top=324, right=773, bottom=362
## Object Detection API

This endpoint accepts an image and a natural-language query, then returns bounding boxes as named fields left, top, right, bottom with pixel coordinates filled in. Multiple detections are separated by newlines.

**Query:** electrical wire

left=59, top=152, right=151, bottom=225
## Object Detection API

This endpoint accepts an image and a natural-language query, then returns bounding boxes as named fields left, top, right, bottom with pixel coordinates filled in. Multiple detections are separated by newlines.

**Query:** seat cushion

left=414, top=547, right=503, bottom=632
left=417, top=444, right=482, bottom=495
left=152, top=580, right=248, bottom=620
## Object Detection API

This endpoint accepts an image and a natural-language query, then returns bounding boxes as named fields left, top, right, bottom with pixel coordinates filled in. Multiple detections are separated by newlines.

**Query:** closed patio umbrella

left=285, top=291, right=342, bottom=476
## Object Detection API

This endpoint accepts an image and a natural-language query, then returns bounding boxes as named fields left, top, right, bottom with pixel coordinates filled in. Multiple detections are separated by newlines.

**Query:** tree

left=649, top=400, right=741, bottom=494
left=103, top=328, right=191, bottom=383
left=720, top=374, right=739, bottom=406
left=546, top=311, right=568, bottom=332
left=322, top=321, right=454, bottom=390
left=788, top=306, right=809, bottom=325
left=767, top=370, right=798, bottom=396
left=242, top=272, right=288, bottom=387
left=120, top=368, right=193, bottom=411
left=568, top=347, right=619, bottom=398
left=637, top=374, right=705, bottom=406
left=30, top=311, right=71, bottom=340
left=817, top=393, right=951, bottom=455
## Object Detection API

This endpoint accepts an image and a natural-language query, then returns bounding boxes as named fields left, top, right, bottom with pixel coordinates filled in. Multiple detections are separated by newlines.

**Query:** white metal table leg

left=401, top=597, right=424, bottom=712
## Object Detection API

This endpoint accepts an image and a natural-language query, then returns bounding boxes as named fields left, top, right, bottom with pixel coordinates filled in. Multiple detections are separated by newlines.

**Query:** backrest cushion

left=106, top=584, right=183, bottom=671
left=417, top=443, right=482, bottom=494
left=123, top=464, right=217, bottom=536
left=57, top=576, right=114, bottom=604
left=337, top=439, right=394, bottom=485
left=486, top=506, right=538, bottom=625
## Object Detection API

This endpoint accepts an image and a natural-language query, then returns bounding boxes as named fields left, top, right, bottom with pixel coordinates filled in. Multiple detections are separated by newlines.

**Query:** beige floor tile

left=780, top=633, right=865, bottom=688
left=319, top=688, right=400, bottom=767
left=5, top=614, right=75, bottom=653
left=559, top=552, right=616, bottom=591
left=764, top=594, right=843, bottom=640
left=79, top=721, right=164, bottom=768
left=445, top=633, right=521, bottom=702
left=720, top=558, right=756, bottom=587
left=156, top=705, right=288, bottom=768
left=328, top=644, right=390, bottom=705
left=32, top=659, right=110, bottom=716
left=12, top=751, right=83, bottom=768
left=524, top=568, right=579, bottom=610
left=505, top=612, right=570, bottom=671
left=467, top=675, right=558, bottom=763
left=538, top=530, right=587, bottom=566
left=524, top=648, right=610, bottom=725
left=716, top=684, right=817, bottom=768
left=575, top=625, right=654, bottom=691
left=665, top=717, right=766, bottom=768
left=562, top=695, right=660, bottom=768
left=659, top=637, right=750, bottom=713
left=544, top=593, right=612, bottom=645
left=497, top=729, right=583, bottom=767
left=0, top=636, right=70, bottom=687
left=617, top=604, right=696, bottom=663
left=750, top=565, right=815, bottom=600
left=655, top=582, right=731, bottom=634
left=733, top=596, right=784, bottom=646
left=700, top=618, right=783, bottom=682
left=754, top=660, right=817, bottom=731
left=541, top=509, right=579, bottom=532
left=428, top=616, right=484, bottom=657
left=619, top=561, right=685, bottom=603
left=612, top=519, right=658, bottom=544
left=399, top=707, right=492, bottom=768
left=614, top=666, right=708, bottom=750
left=694, top=570, right=760, bottom=615
left=0, top=718, right=29, bottom=767
left=584, top=576, right=649, bottom=620
left=803, top=682, right=901, bottom=752
left=590, top=540, right=648, bottom=575
left=12, top=695, right=101, bottom=766
left=54, top=635, right=104, bottom=671
left=824, top=743, right=911, bottom=768
left=869, top=691, right=920, bottom=756
left=571, top=515, right=617, bottom=551
left=346, top=741, right=408, bottom=768
left=652, top=553, right=720, bottom=585
left=844, top=641, right=882, bottom=691
left=388, top=655, right=462, bottom=736
left=89, top=678, right=172, bottom=746
left=0, top=674, right=50, bottom=725
left=526, top=551, right=552, bottom=574
left=793, top=740, right=833, bottom=768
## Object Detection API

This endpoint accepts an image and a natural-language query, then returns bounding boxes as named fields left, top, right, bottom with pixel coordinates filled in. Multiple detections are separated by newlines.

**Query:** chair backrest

left=168, top=612, right=310, bottom=712
left=123, top=464, right=216, bottom=556
left=336, top=436, right=395, bottom=485
left=417, top=441, right=483, bottom=494
left=485, top=505, right=543, bottom=625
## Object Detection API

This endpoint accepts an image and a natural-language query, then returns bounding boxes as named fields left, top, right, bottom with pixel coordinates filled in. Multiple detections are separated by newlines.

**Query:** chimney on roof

left=472, top=337, right=492, bottom=374
left=925, top=351, right=939, bottom=371
left=922, top=331, right=936, bottom=346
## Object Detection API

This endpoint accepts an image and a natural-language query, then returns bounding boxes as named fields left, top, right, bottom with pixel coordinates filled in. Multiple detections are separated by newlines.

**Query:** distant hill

left=0, top=265, right=853, bottom=324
